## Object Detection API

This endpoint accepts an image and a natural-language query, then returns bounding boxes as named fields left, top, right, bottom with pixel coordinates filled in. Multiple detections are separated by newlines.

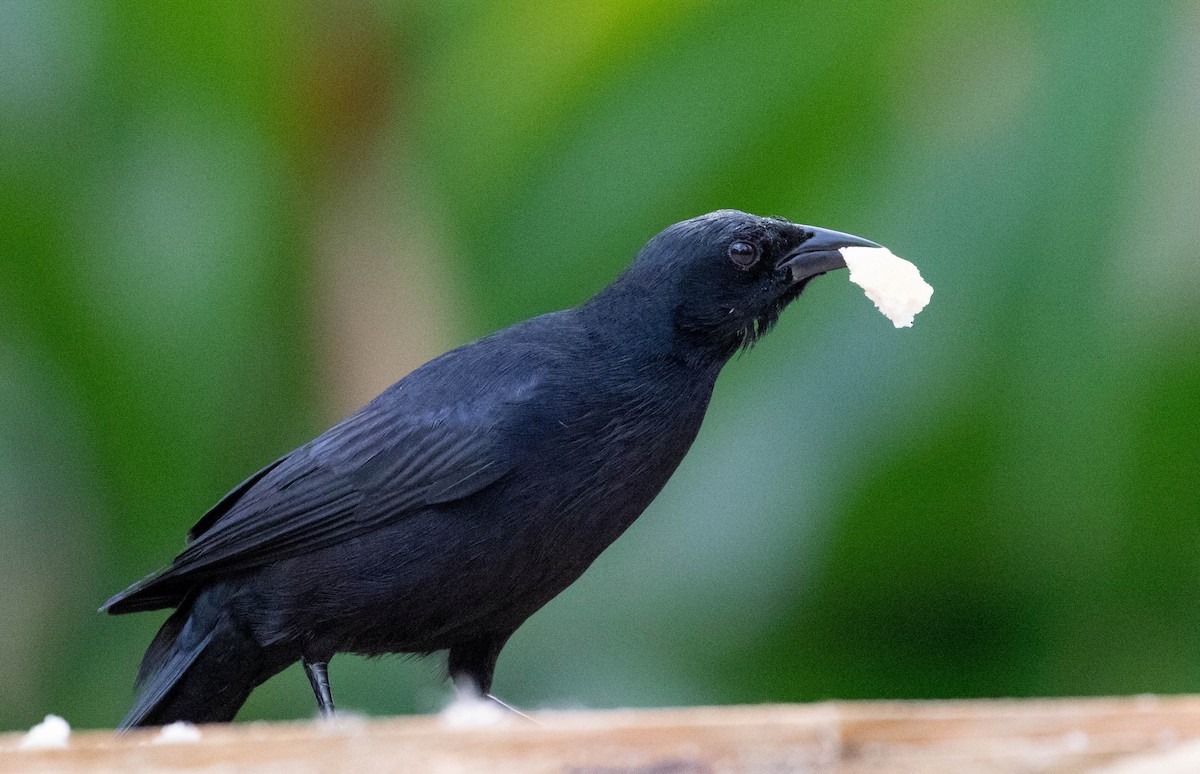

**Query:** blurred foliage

left=2, top=0, right=1199, bottom=732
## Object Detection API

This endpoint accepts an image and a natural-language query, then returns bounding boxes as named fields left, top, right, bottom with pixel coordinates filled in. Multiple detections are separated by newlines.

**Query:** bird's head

left=612, top=210, right=878, bottom=359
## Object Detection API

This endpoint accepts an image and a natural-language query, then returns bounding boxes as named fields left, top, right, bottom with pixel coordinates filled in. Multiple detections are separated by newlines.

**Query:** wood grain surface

left=5, top=696, right=1200, bottom=773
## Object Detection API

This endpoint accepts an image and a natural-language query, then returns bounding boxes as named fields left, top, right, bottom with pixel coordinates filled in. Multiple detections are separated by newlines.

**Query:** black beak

left=778, top=226, right=881, bottom=283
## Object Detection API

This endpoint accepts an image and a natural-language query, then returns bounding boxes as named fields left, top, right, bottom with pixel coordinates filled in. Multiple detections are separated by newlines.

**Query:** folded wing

left=103, top=385, right=527, bottom=615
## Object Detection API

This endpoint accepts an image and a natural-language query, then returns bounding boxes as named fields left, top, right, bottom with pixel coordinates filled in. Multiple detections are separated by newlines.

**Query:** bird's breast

left=517, top=371, right=715, bottom=557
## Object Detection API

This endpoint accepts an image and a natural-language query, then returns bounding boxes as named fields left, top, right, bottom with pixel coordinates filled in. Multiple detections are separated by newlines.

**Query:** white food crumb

left=840, top=246, right=933, bottom=328
left=19, top=715, right=71, bottom=750
left=154, top=721, right=202, bottom=744
left=1063, top=730, right=1089, bottom=752
left=316, top=711, right=368, bottom=732
left=439, top=692, right=510, bottom=729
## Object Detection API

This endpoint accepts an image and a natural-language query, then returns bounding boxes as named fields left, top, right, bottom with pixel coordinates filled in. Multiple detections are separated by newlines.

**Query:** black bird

left=103, top=209, right=878, bottom=728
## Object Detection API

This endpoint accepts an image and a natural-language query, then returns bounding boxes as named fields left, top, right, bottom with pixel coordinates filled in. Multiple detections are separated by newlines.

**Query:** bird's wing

left=103, top=383, right=529, bottom=613
left=186, top=454, right=291, bottom=542
left=187, top=399, right=519, bottom=575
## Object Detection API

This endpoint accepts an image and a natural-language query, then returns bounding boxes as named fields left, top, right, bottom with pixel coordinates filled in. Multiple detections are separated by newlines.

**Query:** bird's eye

left=727, top=241, right=759, bottom=268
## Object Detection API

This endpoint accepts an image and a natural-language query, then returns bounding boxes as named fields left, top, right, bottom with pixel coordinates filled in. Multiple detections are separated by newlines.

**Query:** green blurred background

left=2, top=0, right=1198, bottom=732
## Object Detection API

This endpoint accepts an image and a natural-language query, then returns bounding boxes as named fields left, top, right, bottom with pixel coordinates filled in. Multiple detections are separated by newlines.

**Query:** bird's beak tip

left=779, top=226, right=880, bottom=283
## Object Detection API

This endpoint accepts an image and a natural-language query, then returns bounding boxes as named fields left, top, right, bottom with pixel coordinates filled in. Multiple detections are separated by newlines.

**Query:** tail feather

left=122, top=627, right=216, bottom=728
left=120, top=590, right=288, bottom=729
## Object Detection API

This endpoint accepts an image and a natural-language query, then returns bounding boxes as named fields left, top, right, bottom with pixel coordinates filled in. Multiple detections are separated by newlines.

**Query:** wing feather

left=103, top=378, right=533, bottom=614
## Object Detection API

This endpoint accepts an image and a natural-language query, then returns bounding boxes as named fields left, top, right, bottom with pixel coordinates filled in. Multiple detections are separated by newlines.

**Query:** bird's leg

left=447, top=634, right=506, bottom=696
left=448, top=634, right=535, bottom=720
left=302, top=657, right=336, bottom=718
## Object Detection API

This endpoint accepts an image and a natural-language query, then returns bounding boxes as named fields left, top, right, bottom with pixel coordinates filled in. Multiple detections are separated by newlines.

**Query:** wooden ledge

left=6, top=696, right=1200, bottom=772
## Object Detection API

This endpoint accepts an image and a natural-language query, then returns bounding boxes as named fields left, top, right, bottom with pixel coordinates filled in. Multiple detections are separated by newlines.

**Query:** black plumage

left=103, top=209, right=877, bottom=727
